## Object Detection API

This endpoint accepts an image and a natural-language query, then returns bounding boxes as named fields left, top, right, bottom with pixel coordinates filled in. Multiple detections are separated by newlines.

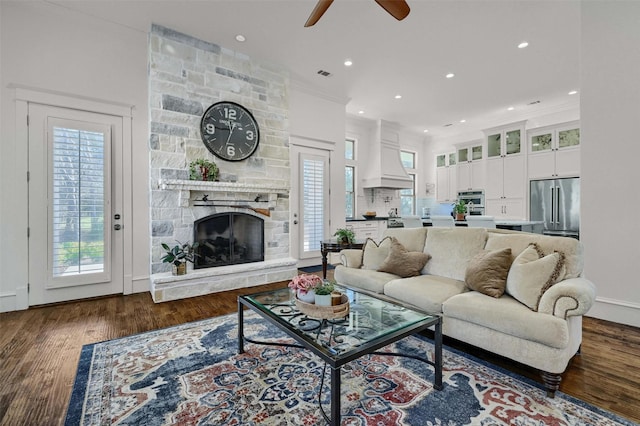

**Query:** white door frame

left=14, top=87, right=133, bottom=306
left=289, top=136, right=335, bottom=263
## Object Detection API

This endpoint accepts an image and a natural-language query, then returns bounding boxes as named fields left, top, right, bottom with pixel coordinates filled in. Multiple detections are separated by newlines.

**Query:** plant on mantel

left=189, top=158, right=219, bottom=181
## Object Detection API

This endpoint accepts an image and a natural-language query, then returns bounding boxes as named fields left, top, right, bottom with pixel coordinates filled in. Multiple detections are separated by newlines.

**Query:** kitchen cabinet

left=528, top=121, right=580, bottom=179
left=483, top=121, right=526, bottom=219
left=456, top=141, right=485, bottom=191
left=436, top=152, right=457, bottom=203
left=346, top=220, right=387, bottom=241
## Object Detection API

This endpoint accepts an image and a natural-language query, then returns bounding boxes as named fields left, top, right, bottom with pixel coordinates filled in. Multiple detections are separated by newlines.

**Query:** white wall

left=0, top=2, right=150, bottom=311
left=580, top=1, right=640, bottom=327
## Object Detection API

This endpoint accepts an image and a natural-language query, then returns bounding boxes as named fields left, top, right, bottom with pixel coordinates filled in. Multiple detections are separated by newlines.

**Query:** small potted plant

left=453, top=200, right=467, bottom=221
left=333, top=228, right=355, bottom=245
left=189, top=158, right=219, bottom=181
left=314, top=280, right=336, bottom=306
left=161, top=241, right=199, bottom=275
left=288, top=273, right=322, bottom=303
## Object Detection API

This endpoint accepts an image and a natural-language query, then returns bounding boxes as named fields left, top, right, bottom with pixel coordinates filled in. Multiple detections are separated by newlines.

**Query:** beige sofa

left=334, top=227, right=596, bottom=397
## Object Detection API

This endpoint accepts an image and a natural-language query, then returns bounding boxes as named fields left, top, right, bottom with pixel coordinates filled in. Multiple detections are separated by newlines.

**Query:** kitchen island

left=420, top=218, right=544, bottom=233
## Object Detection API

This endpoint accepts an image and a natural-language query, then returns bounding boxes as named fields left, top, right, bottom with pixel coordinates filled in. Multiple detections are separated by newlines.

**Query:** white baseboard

left=586, top=296, right=640, bottom=328
left=132, top=276, right=150, bottom=294
left=0, top=292, right=16, bottom=313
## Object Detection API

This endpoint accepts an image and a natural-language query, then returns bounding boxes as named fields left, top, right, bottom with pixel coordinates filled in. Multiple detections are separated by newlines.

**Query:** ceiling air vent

left=528, top=100, right=541, bottom=105
left=317, top=70, right=332, bottom=77
left=443, top=123, right=453, bottom=127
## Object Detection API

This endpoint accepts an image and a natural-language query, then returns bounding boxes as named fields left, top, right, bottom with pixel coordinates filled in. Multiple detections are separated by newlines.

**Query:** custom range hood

left=361, top=119, right=413, bottom=189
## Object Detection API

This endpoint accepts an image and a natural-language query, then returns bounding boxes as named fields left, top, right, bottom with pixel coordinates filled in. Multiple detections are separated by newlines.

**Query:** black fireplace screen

left=193, top=212, right=264, bottom=269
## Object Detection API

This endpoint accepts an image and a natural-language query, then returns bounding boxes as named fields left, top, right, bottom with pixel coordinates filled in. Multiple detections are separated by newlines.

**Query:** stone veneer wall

left=148, top=24, right=291, bottom=275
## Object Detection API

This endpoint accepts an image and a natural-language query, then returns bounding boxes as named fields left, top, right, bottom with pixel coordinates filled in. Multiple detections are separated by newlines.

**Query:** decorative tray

left=295, top=294, right=350, bottom=319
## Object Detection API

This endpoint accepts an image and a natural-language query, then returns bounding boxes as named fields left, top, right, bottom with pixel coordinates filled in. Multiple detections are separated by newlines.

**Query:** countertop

left=346, top=217, right=394, bottom=222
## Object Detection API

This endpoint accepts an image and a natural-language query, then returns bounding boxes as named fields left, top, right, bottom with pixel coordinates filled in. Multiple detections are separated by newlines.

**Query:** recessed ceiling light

left=423, top=129, right=429, bottom=133
left=344, top=59, right=353, bottom=67
left=446, top=73, right=455, bottom=79
left=568, top=90, right=578, bottom=95
left=460, top=119, right=466, bottom=123
left=518, top=41, right=529, bottom=49
left=394, top=95, right=402, bottom=99
left=358, top=110, right=365, bottom=114
left=235, top=34, right=246, bottom=42
left=507, top=106, right=515, bottom=111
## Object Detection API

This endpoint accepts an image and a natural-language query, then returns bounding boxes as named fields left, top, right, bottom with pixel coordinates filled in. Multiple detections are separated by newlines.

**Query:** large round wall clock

left=200, top=101, right=260, bottom=161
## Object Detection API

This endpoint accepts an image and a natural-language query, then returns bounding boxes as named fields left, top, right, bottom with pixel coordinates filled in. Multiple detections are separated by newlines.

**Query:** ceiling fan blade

left=304, top=0, right=335, bottom=27
left=375, top=0, right=410, bottom=21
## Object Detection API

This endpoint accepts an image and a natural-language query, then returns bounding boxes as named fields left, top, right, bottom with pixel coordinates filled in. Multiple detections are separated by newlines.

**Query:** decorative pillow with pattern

left=378, top=237, right=431, bottom=278
left=464, top=248, right=513, bottom=298
left=361, top=237, right=392, bottom=270
left=506, top=243, right=566, bottom=311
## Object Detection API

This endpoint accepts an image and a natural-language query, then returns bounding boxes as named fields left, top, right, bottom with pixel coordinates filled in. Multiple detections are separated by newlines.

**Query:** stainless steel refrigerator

left=530, top=177, right=580, bottom=239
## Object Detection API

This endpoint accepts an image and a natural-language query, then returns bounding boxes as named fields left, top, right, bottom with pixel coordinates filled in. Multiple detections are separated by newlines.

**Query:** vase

left=172, top=262, right=187, bottom=276
left=315, top=293, right=332, bottom=306
left=297, top=289, right=315, bottom=304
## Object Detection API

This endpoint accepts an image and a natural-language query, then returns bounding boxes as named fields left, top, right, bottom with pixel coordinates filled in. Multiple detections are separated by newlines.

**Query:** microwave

left=457, top=190, right=485, bottom=215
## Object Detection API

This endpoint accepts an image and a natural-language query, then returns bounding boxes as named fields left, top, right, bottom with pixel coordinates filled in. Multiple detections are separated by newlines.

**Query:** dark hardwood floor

left=1, top=275, right=639, bottom=425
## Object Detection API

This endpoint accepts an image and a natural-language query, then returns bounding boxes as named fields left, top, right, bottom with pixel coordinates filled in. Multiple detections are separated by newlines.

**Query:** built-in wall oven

left=457, top=190, right=485, bottom=215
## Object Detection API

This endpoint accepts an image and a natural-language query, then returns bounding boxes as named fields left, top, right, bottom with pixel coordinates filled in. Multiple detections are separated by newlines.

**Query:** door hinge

left=27, top=227, right=30, bottom=238
left=26, top=114, right=29, bottom=126
left=27, top=283, right=30, bottom=293
left=27, top=171, right=30, bottom=182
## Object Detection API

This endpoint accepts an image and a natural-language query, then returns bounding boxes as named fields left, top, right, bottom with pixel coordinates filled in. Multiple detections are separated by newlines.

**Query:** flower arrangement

left=288, top=274, right=322, bottom=295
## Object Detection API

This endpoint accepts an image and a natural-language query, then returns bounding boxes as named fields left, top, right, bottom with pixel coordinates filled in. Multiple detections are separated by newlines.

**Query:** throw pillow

left=506, top=243, right=566, bottom=311
left=464, top=248, right=513, bottom=298
left=361, top=237, right=392, bottom=270
left=378, top=237, right=431, bottom=278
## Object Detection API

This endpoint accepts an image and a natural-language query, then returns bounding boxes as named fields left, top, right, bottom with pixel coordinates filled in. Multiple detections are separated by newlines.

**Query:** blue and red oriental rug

left=66, top=312, right=634, bottom=425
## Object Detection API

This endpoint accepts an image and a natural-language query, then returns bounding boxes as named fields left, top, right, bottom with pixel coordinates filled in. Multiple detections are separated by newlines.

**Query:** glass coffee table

left=238, top=286, right=442, bottom=425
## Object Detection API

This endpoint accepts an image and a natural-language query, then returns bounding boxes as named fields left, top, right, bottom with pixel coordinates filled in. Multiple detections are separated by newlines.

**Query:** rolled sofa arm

left=538, top=277, right=597, bottom=319
left=340, top=249, right=363, bottom=269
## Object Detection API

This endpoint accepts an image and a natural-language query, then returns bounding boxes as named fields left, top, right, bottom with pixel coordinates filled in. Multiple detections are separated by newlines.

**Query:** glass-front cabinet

left=436, top=152, right=457, bottom=203
left=456, top=141, right=485, bottom=191
left=528, top=120, right=580, bottom=179
left=487, top=127, right=523, bottom=158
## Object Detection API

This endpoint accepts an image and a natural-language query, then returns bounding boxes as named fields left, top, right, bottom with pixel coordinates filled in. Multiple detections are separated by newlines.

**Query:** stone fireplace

left=148, top=25, right=297, bottom=302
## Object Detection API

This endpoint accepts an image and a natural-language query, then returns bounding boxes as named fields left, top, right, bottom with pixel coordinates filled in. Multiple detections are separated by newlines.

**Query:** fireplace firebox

left=193, top=212, right=264, bottom=269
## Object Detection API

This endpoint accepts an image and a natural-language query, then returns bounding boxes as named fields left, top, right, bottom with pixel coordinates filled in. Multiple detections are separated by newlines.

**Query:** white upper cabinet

left=456, top=141, right=485, bottom=191
left=436, top=152, right=457, bottom=203
left=483, top=121, right=527, bottom=219
left=528, top=121, right=580, bottom=179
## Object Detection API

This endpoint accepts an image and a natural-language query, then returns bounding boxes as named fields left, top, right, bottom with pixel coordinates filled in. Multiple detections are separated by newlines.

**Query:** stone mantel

left=160, top=179, right=290, bottom=194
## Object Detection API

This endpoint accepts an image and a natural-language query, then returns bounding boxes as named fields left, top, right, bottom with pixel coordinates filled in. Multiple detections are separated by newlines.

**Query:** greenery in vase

left=161, top=241, right=199, bottom=266
left=189, top=158, right=219, bottom=181
left=315, top=279, right=336, bottom=296
left=333, top=228, right=355, bottom=244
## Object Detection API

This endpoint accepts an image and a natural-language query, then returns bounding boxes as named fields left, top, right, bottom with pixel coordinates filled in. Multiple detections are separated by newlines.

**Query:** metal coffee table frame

left=238, top=287, right=442, bottom=426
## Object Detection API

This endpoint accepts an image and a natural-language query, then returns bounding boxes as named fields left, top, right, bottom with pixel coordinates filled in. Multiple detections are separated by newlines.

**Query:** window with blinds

left=51, top=125, right=107, bottom=276
left=302, top=157, right=325, bottom=252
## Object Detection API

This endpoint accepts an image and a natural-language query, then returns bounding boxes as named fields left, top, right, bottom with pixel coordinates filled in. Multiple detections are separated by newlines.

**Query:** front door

left=27, top=104, right=124, bottom=305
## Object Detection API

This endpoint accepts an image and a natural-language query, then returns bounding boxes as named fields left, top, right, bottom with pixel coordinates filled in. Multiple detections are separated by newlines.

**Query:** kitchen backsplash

left=357, top=188, right=451, bottom=217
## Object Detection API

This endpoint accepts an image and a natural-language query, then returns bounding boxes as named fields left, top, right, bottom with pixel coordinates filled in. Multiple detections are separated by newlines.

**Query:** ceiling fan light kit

left=305, top=0, right=410, bottom=27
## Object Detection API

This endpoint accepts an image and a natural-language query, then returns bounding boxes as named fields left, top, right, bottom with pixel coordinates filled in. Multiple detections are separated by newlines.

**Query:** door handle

left=114, top=224, right=122, bottom=231
left=556, top=186, right=561, bottom=225
left=550, top=187, right=555, bottom=224
left=293, top=220, right=298, bottom=225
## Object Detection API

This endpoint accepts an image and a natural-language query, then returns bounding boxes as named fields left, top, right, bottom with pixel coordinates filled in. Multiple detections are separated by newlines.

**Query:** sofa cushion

left=464, top=248, right=512, bottom=298
left=422, top=228, right=488, bottom=280
left=334, top=265, right=398, bottom=294
left=381, top=227, right=429, bottom=252
left=506, top=243, right=566, bottom=311
left=384, top=275, right=468, bottom=313
left=443, top=291, right=569, bottom=349
left=485, top=232, right=582, bottom=279
left=361, top=237, right=391, bottom=270
left=378, top=237, right=431, bottom=278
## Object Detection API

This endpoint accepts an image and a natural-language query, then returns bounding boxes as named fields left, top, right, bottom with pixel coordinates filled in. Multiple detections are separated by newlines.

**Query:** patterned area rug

left=66, top=312, right=634, bottom=426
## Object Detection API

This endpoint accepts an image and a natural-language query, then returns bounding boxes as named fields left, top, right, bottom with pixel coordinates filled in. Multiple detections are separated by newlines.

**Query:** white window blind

left=51, top=126, right=106, bottom=276
left=302, top=158, right=325, bottom=252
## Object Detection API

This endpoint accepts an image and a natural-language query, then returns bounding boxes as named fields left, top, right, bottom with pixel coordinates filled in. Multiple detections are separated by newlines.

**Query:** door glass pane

left=52, top=126, right=105, bottom=276
left=558, top=128, right=580, bottom=148
left=531, top=133, right=553, bottom=152
left=505, top=129, right=521, bottom=154
left=472, top=145, right=483, bottom=160
left=458, top=148, right=468, bottom=162
left=487, top=134, right=501, bottom=157
left=303, top=158, right=324, bottom=252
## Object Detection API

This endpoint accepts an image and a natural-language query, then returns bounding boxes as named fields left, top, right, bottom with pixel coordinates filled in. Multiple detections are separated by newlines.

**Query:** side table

left=320, top=239, right=365, bottom=279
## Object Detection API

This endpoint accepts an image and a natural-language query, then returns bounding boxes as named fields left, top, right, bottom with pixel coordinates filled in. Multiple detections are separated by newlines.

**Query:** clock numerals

left=246, top=130, right=255, bottom=141
left=201, top=101, right=259, bottom=161
left=223, top=107, right=237, bottom=120
left=227, top=145, right=236, bottom=158
left=205, top=123, right=215, bottom=135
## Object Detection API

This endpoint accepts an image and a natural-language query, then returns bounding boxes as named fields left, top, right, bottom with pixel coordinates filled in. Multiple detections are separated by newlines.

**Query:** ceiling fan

left=304, top=0, right=410, bottom=27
